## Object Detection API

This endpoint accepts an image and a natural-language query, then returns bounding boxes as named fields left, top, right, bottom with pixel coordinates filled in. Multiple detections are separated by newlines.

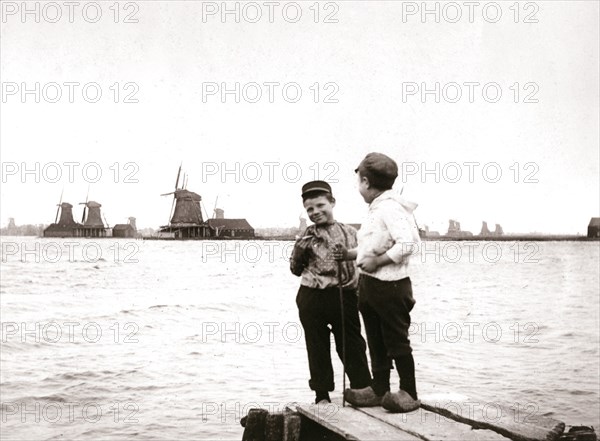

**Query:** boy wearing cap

left=334, top=153, right=421, bottom=412
left=290, top=180, right=372, bottom=404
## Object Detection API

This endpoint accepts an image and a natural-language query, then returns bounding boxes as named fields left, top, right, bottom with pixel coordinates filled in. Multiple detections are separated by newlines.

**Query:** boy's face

left=303, top=195, right=335, bottom=225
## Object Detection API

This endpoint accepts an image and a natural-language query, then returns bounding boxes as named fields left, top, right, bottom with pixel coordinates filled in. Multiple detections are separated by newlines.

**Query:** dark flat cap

left=301, top=180, right=332, bottom=198
left=355, top=153, right=398, bottom=179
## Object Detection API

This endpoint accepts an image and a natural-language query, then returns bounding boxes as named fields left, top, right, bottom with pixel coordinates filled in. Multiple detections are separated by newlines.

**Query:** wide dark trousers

left=297, top=285, right=371, bottom=392
left=358, top=275, right=416, bottom=375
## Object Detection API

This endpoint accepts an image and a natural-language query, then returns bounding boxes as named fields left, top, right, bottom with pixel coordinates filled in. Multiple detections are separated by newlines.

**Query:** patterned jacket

left=290, top=222, right=358, bottom=290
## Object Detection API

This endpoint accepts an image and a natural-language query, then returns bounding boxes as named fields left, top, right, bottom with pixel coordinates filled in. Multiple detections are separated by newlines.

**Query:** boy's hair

left=302, top=190, right=335, bottom=203
left=355, top=153, right=398, bottom=190
left=356, top=167, right=395, bottom=191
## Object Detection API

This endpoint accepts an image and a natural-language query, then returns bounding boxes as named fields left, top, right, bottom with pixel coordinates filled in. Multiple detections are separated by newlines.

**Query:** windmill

left=54, top=200, right=77, bottom=226
left=160, top=165, right=204, bottom=226
left=79, top=201, right=105, bottom=227
left=44, top=189, right=84, bottom=237
left=79, top=186, right=105, bottom=227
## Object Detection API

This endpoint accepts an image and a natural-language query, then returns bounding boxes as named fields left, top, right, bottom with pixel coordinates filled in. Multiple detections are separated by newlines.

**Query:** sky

left=1, top=1, right=598, bottom=234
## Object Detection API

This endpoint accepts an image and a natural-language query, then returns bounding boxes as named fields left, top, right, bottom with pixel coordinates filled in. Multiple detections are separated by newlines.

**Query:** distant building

left=588, top=218, right=600, bottom=238
left=158, top=167, right=257, bottom=239
left=479, top=221, right=504, bottom=236
left=113, top=217, right=138, bottom=238
left=3, top=218, right=17, bottom=235
left=421, top=224, right=440, bottom=237
left=447, top=219, right=461, bottom=236
left=446, top=219, right=473, bottom=238
left=207, top=218, right=254, bottom=238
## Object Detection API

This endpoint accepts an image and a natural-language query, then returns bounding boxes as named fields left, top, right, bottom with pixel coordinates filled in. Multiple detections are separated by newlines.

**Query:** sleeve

left=289, top=228, right=313, bottom=276
left=381, top=206, right=421, bottom=264
left=344, top=225, right=358, bottom=249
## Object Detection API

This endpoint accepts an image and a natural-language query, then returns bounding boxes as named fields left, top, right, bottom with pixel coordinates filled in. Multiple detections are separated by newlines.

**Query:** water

left=1, top=238, right=599, bottom=440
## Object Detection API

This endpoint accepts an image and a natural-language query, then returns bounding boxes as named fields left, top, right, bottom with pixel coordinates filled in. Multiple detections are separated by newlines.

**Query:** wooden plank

left=265, top=412, right=284, bottom=441
left=283, top=413, right=301, bottom=441
left=356, top=405, right=511, bottom=441
left=295, top=402, right=422, bottom=441
left=420, top=393, right=565, bottom=441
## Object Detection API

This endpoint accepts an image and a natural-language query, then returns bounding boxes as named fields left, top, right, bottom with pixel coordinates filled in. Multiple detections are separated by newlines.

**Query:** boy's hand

left=290, top=237, right=313, bottom=276
left=358, top=254, right=393, bottom=272
left=332, top=244, right=348, bottom=261
left=358, top=256, right=379, bottom=272
left=332, top=245, right=357, bottom=261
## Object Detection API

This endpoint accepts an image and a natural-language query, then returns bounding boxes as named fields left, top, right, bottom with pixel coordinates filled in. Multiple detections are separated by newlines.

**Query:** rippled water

left=1, top=238, right=599, bottom=440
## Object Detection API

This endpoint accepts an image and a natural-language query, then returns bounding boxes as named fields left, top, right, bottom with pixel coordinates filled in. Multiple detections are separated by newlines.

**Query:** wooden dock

left=240, top=390, right=598, bottom=441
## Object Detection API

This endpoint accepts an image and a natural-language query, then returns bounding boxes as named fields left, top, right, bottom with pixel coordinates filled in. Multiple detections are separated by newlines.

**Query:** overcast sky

left=1, top=1, right=598, bottom=234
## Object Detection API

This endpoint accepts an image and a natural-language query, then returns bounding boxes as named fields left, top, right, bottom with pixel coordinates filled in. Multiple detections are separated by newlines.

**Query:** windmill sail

left=81, top=185, right=90, bottom=223
left=175, top=163, right=182, bottom=190
left=55, top=189, right=64, bottom=224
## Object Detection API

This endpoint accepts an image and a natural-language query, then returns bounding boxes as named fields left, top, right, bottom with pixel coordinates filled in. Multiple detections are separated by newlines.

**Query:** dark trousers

left=358, top=275, right=417, bottom=398
left=297, top=285, right=372, bottom=392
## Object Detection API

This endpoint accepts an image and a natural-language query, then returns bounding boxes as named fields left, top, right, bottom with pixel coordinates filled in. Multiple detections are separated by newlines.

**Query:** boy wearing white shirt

left=335, top=153, right=421, bottom=413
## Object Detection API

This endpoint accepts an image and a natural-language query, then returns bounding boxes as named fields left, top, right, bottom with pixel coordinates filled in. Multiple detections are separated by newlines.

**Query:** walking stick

left=336, top=252, right=347, bottom=407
